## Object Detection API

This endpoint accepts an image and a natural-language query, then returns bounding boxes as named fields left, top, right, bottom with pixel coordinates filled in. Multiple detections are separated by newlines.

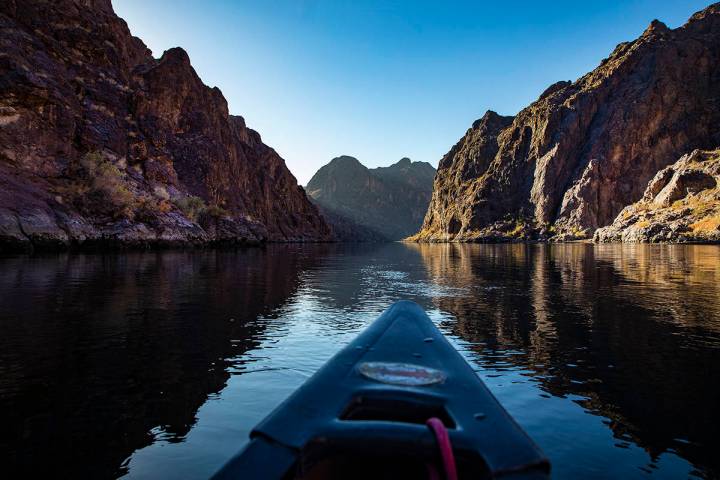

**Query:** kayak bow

left=212, top=300, right=550, bottom=479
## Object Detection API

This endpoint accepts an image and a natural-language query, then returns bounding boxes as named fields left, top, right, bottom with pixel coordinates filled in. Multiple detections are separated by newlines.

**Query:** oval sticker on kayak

left=358, top=362, right=446, bottom=386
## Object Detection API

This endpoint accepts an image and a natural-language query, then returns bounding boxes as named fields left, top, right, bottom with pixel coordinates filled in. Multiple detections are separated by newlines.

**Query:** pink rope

left=426, top=417, right=458, bottom=480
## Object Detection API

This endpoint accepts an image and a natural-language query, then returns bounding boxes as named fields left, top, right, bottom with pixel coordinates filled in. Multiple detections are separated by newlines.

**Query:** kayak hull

left=212, top=300, right=550, bottom=479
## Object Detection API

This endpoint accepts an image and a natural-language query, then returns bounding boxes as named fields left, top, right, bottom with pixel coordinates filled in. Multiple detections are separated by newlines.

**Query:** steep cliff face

left=0, top=0, right=330, bottom=250
left=412, top=111, right=515, bottom=241
left=413, top=4, right=720, bottom=242
left=307, top=156, right=435, bottom=240
left=595, top=149, right=720, bottom=243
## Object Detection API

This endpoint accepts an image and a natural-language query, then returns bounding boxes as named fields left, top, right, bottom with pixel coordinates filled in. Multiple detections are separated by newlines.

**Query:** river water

left=0, top=243, right=718, bottom=479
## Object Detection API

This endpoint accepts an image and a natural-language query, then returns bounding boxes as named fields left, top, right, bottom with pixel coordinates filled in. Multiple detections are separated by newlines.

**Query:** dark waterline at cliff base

left=1, top=244, right=719, bottom=479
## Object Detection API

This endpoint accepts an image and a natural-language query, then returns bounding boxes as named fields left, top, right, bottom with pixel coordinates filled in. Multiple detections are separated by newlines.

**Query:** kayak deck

left=212, top=300, right=550, bottom=479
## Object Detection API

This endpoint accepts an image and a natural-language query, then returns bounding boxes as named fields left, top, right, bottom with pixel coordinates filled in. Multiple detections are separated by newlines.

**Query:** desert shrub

left=508, top=220, right=525, bottom=237
left=569, top=226, right=588, bottom=238
left=203, top=204, right=229, bottom=218
left=79, top=151, right=108, bottom=178
left=173, top=195, right=230, bottom=222
left=153, top=185, right=170, bottom=201
left=134, top=194, right=174, bottom=223
left=157, top=198, right=173, bottom=214
left=75, top=151, right=137, bottom=219
left=690, top=214, right=720, bottom=234
left=175, top=195, right=206, bottom=221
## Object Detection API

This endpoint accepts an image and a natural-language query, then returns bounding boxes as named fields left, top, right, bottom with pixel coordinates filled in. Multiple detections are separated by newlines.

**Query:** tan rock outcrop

left=595, top=149, right=720, bottom=243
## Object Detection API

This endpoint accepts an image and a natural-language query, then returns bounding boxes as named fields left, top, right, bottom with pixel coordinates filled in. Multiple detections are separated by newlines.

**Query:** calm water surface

left=1, top=244, right=719, bottom=479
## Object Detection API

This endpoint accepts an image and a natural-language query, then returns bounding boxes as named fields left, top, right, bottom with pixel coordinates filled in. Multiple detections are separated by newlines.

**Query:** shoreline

left=0, top=237, right=341, bottom=255
left=5, top=237, right=720, bottom=255
left=403, top=238, right=720, bottom=245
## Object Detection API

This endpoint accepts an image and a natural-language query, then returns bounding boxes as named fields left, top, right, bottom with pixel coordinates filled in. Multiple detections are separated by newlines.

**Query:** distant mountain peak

left=329, top=155, right=362, bottom=165
left=307, top=156, right=436, bottom=240
left=472, top=110, right=515, bottom=130
left=642, top=19, right=670, bottom=37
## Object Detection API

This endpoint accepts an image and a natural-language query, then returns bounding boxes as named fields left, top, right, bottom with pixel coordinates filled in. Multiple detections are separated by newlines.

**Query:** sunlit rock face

left=0, top=0, right=331, bottom=251
left=595, top=149, right=720, bottom=243
left=307, top=156, right=436, bottom=241
left=413, top=4, right=720, bottom=242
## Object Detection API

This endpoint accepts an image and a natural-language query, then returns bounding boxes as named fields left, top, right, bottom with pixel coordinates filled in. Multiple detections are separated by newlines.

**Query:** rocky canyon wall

left=0, top=0, right=331, bottom=251
left=412, top=4, right=720, bottom=243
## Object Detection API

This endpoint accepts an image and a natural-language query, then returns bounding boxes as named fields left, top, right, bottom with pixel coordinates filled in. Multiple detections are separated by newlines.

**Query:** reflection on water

left=0, top=244, right=718, bottom=479
left=410, top=243, right=720, bottom=479
left=0, top=249, right=321, bottom=478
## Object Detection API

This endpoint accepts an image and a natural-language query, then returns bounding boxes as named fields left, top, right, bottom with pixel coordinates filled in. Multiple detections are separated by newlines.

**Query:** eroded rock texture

left=0, top=0, right=331, bottom=251
left=595, top=149, right=720, bottom=243
left=413, top=4, right=720, bottom=242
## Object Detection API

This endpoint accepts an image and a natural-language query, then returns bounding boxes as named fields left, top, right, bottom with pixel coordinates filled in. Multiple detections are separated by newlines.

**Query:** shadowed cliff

left=307, top=156, right=435, bottom=240
left=0, top=0, right=331, bottom=251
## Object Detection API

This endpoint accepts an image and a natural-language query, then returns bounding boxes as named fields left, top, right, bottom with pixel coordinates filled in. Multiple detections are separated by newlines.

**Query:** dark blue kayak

left=212, top=301, right=550, bottom=479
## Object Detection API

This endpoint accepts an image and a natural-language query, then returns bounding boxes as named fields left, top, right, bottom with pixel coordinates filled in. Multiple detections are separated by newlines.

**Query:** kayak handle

left=301, top=419, right=469, bottom=456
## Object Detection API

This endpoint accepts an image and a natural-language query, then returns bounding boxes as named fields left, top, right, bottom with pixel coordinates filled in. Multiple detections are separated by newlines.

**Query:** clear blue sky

left=114, top=0, right=710, bottom=185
